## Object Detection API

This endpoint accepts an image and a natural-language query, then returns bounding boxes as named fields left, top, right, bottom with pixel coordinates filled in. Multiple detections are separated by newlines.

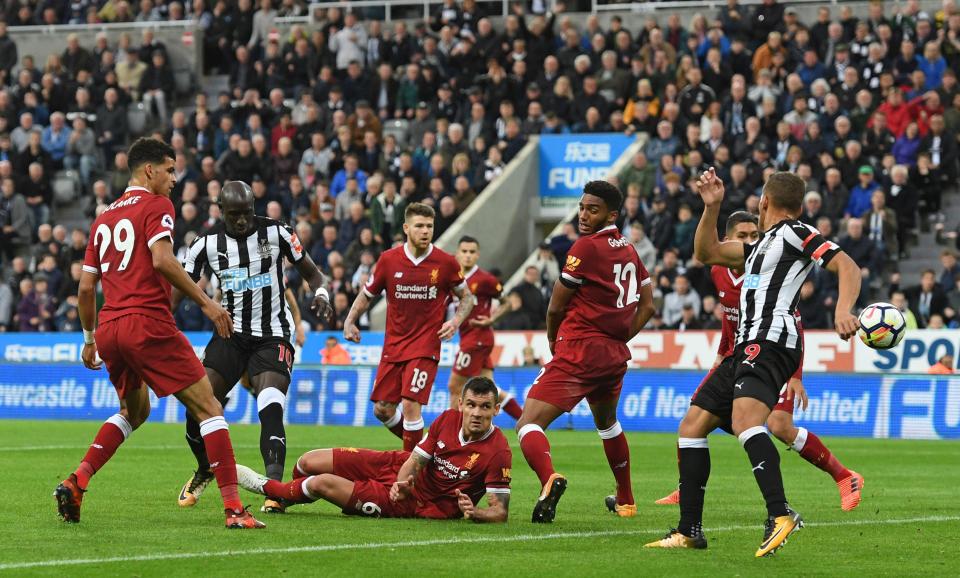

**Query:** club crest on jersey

left=258, top=238, right=272, bottom=258
left=566, top=255, right=581, bottom=270
left=430, top=268, right=439, bottom=284
left=464, top=453, right=480, bottom=470
left=756, top=235, right=775, bottom=255
left=470, top=282, right=478, bottom=293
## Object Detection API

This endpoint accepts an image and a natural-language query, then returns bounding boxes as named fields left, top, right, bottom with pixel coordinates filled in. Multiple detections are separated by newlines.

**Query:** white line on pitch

left=0, top=444, right=264, bottom=452
left=1, top=515, right=957, bottom=571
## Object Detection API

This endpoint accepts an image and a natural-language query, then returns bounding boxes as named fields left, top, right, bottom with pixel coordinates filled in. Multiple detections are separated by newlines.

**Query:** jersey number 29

left=612, top=263, right=639, bottom=308
left=94, top=219, right=136, bottom=273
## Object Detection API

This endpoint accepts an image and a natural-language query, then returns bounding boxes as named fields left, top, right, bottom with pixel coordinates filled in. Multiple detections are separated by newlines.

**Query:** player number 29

left=410, top=368, right=429, bottom=393
left=612, top=262, right=639, bottom=308
left=94, top=218, right=136, bottom=273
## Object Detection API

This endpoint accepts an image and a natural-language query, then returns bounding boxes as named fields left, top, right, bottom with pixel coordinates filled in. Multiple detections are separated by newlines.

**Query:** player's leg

left=485, top=366, right=523, bottom=420
left=766, top=408, right=863, bottom=511
left=176, top=377, right=265, bottom=528
left=291, top=449, right=334, bottom=477
left=236, top=464, right=354, bottom=507
left=447, top=369, right=469, bottom=410
left=180, top=367, right=233, bottom=507
left=56, top=379, right=149, bottom=523
left=248, top=367, right=291, bottom=481
left=589, top=395, right=635, bottom=516
left=516, top=396, right=567, bottom=523
left=398, top=358, right=439, bottom=451
left=371, top=360, right=405, bottom=440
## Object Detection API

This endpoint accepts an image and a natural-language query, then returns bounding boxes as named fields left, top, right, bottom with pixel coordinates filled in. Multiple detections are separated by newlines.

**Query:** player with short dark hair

left=516, top=180, right=656, bottom=523
left=57, top=137, right=264, bottom=529
left=343, top=202, right=475, bottom=451
left=646, top=170, right=861, bottom=556
left=446, top=236, right=523, bottom=420
left=652, top=211, right=862, bottom=511
left=175, top=180, right=332, bottom=513
left=236, top=376, right=512, bottom=522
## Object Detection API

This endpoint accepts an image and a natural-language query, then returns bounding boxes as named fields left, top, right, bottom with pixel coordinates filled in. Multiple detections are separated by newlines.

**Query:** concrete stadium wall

left=369, top=137, right=540, bottom=329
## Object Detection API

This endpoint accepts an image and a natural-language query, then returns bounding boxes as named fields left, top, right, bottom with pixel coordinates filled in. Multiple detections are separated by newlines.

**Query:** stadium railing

left=302, top=0, right=517, bottom=23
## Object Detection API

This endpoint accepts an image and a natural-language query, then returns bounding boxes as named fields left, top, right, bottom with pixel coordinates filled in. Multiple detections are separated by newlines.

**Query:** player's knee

left=310, top=474, right=336, bottom=497
left=373, top=402, right=396, bottom=423
left=766, top=412, right=794, bottom=444
left=256, top=386, right=287, bottom=415
left=120, top=406, right=149, bottom=429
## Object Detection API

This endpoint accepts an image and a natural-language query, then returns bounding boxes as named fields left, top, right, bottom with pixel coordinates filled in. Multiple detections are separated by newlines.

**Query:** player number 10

left=410, top=368, right=429, bottom=393
left=612, top=262, right=639, bottom=308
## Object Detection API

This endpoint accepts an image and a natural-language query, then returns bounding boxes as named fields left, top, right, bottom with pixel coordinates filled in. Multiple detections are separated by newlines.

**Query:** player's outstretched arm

left=150, top=237, right=233, bottom=338
left=825, top=251, right=861, bottom=340
left=294, top=253, right=332, bottom=321
left=343, top=290, right=371, bottom=342
left=693, top=167, right=746, bottom=270
left=546, top=280, right=576, bottom=352
left=78, top=271, right=102, bottom=370
left=471, top=298, right=513, bottom=328
left=440, top=284, right=476, bottom=340
left=459, top=491, right=509, bottom=523
left=628, top=282, right=656, bottom=339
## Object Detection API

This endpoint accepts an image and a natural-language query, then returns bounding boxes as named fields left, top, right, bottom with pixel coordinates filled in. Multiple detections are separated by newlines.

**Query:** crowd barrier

left=2, top=330, right=960, bottom=373
left=0, top=363, right=956, bottom=440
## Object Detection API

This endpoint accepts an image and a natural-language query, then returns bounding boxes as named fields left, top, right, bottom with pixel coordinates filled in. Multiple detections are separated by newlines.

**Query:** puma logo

left=752, top=461, right=766, bottom=472
left=269, top=436, right=286, bottom=445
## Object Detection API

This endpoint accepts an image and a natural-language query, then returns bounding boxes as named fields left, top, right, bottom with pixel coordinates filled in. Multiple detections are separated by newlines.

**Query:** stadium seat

left=174, top=69, right=194, bottom=97
left=382, top=119, right=410, bottom=148
left=127, top=104, right=148, bottom=136
left=52, top=170, right=80, bottom=205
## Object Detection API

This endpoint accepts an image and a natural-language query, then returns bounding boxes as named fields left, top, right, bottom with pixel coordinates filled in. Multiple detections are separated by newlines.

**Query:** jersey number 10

left=612, top=263, right=639, bottom=308
left=95, top=218, right=136, bottom=273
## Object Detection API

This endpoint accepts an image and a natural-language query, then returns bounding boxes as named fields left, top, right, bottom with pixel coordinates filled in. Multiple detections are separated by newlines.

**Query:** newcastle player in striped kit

left=177, top=181, right=331, bottom=513
left=646, top=171, right=861, bottom=557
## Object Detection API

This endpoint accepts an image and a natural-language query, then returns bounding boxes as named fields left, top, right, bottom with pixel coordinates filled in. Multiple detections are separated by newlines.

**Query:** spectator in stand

left=893, top=270, right=948, bottom=328
left=861, top=189, right=898, bottom=263
left=890, top=290, right=920, bottom=330
left=838, top=218, right=879, bottom=306
left=321, top=336, right=352, bottom=365
left=928, top=354, right=955, bottom=374
left=845, top=165, right=881, bottom=218
left=662, top=274, right=700, bottom=326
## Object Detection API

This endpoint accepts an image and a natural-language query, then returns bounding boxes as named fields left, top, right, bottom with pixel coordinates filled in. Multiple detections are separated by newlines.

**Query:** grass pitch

left=0, top=420, right=957, bottom=577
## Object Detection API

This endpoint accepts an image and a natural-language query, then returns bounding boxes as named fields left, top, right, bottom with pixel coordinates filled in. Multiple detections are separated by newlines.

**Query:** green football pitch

left=1, top=420, right=958, bottom=577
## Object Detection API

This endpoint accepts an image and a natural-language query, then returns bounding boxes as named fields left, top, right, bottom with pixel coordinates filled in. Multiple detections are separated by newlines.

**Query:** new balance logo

left=210, top=461, right=220, bottom=468
left=615, top=460, right=628, bottom=469
left=437, top=440, right=445, bottom=449
left=91, top=444, right=103, bottom=449
left=394, top=272, right=403, bottom=278
left=269, top=436, right=286, bottom=446
left=752, top=461, right=766, bottom=472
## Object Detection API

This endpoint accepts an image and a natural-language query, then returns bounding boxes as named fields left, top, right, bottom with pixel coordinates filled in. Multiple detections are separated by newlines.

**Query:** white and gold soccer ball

left=857, top=302, right=907, bottom=350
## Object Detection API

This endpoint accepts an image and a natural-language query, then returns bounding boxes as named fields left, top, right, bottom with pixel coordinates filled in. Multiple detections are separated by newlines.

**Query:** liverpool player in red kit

left=446, top=236, right=523, bottom=420
left=516, top=181, right=656, bottom=523
left=55, top=138, right=264, bottom=528
left=343, top=203, right=475, bottom=451
left=654, top=212, right=863, bottom=511
left=236, top=377, right=511, bottom=522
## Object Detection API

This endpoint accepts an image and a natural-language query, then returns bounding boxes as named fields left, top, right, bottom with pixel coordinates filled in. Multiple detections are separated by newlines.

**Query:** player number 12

left=612, top=262, right=639, bottom=308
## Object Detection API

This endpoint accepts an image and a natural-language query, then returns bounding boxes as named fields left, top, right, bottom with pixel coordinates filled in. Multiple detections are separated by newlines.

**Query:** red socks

left=501, top=396, right=523, bottom=420
left=264, top=477, right=317, bottom=504
left=74, top=414, right=132, bottom=490
left=199, top=416, right=243, bottom=512
left=599, top=422, right=634, bottom=505
left=794, top=428, right=851, bottom=482
left=383, top=411, right=404, bottom=440
left=518, top=424, right=555, bottom=487
left=402, top=418, right=424, bottom=452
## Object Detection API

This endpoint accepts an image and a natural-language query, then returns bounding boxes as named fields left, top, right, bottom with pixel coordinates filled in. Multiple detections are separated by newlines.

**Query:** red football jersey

left=711, top=265, right=803, bottom=379
left=82, top=186, right=177, bottom=325
left=412, top=409, right=512, bottom=519
left=363, top=244, right=466, bottom=362
left=558, top=225, right=651, bottom=343
left=458, top=266, right=502, bottom=350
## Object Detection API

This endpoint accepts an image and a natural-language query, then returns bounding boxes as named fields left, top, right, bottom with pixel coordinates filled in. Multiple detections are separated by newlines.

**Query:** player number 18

left=612, top=262, right=639, bottom=308
left=410, top=368, right=429, bottom=393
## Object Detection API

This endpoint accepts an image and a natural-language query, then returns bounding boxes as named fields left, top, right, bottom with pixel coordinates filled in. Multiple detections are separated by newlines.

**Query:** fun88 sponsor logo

left=872, top=375, right=960, bottom=440
left=221, top=268, right=272, bottom=292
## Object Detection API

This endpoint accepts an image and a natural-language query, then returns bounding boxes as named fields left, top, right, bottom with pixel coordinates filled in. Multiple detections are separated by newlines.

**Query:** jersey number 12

left=612, top=263, right=639, bottom=308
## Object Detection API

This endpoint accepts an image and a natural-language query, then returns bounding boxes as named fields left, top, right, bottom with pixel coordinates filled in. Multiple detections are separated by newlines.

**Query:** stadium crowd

left=1, top=0, right=959, bottom=335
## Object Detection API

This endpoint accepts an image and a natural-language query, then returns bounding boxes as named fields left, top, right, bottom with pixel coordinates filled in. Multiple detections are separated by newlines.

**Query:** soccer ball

left=858, top=302, right=907, bottom=349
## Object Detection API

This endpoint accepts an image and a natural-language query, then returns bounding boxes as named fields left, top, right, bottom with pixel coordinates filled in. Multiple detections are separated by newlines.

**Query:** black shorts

left=202, top=333, right=295, bottom=389
left=691, top=340, right=801, bottom=424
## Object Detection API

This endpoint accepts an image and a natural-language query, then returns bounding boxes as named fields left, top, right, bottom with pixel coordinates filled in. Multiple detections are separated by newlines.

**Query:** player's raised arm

left=824, top=250, right=861, bottom=340
left=150, top=237, right=233, bottom=338
left=693, top=168, right=747, bottom=270
left=440, top=282, right=475, bottom=340
left=282, top=223, right=332, bottom=321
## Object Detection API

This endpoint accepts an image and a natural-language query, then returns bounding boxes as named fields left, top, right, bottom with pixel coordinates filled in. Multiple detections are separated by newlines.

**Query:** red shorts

left=343, top=480, right=417, bottom=518
left=773, top=392, right=796, bottom=413
left=96, top=314, right=206, bottom=398
left=527, top=337, right=629, bottom=412
left=370, top=357, right=439, bottom=405
left=332, top=448, right=409, bottom=484
left=452, top=345, right=494, bottom=377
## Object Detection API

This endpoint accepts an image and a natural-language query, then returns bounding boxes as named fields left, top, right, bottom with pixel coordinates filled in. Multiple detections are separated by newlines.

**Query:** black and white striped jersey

left=182, top=217, right=305, bottom=339
left=737, top=219, right=840, bottom=349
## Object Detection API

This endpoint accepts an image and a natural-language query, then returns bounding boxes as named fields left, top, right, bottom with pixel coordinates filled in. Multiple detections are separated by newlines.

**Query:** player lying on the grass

left=515, top=180, right=656, bottom=523
left=58, top=137, right=264, bottom=529
left=343, top=203, right=474, bottom=451
left=645, top=170, right=861, bottom=556
left=651, top=212, right=863, bottom=512
left=175, top=181, right=332, bottom=514
left=446, top=236, right=523, bottom=420
left=235, top=376, right=511, bottom=522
